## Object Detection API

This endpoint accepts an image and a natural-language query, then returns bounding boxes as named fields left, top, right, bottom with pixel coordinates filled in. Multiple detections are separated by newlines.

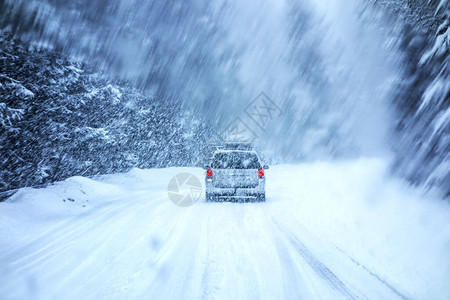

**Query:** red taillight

left=206, top=169, right=213, bottom=178
left=258, top=168, right=264, bottom=178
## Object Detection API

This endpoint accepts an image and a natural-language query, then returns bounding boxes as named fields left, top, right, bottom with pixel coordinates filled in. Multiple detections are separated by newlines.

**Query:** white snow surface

left=1, top=159, right=449, bottom=299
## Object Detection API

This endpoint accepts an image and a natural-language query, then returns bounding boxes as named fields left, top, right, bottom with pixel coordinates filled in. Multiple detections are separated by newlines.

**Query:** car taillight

left=206, top=169, right=213, bottom=178
left=258, top=168, right=264, bottom=178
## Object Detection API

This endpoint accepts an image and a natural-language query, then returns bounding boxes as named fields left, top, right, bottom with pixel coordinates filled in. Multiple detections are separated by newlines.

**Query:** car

left=204, top=143, right=268, bottom=202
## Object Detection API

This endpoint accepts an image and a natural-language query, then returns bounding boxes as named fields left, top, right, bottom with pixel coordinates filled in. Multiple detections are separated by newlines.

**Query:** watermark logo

left=167, top=173, right=202, bottom=207
left=245, top=92, right=282, bottom=130
left=220, top=117, right=257, bottom=143
left=220, top=92, right=282, bottom=143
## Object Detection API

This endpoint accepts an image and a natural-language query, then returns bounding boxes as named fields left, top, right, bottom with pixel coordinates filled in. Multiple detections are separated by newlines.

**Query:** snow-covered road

left=1, top=159, right=449, bottom=299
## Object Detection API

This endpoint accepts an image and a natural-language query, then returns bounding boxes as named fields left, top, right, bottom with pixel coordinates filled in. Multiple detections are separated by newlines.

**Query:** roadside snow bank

left=2, top=166, right=202, bottom=218
left=5, top=176, right=125, bottom=212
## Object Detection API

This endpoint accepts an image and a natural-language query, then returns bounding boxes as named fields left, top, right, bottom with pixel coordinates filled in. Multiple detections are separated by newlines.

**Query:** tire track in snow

left=1, top=191, right=158, bottom=260
left=1, top=191, right=168, bottom=274
left=199, top=203, right=272, bottom=299
left=55, top=197, right=178, bottom=299
left=268, top=221, right=314, bottom=299
left=138, top=204, right=209, bottom=300
left=200, top=210, right=217, bottom=300
left=329, top=243, right=409, bottom=300
left=268, top=207, right=407, bottom=299
left=272, top=219, right=358, bottom=299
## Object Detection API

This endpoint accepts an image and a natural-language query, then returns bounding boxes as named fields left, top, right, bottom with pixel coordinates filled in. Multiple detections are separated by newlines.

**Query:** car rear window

left=211, top=152, right=261, bottom=169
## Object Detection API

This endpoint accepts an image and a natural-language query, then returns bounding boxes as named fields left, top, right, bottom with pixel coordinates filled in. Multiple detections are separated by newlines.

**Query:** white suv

left=204, top=144, right=268, bottom=202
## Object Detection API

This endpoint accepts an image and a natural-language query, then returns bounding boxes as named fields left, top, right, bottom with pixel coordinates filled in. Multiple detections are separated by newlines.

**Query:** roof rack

left=219, top=142, right=254, bottom=151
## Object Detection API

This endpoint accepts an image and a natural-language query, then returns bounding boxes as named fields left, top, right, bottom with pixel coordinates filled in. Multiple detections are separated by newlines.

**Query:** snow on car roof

left=219, top=142, right=254, bottom=150
left=214, top=149, right=257, bottom=154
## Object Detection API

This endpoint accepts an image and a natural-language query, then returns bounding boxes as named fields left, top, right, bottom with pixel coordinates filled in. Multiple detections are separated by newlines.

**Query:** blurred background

left=0, top=0, right=448, bottom=198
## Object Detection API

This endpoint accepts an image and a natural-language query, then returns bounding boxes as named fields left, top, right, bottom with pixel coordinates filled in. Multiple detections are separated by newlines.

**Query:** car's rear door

left=212, top=151, right=260, bottom=188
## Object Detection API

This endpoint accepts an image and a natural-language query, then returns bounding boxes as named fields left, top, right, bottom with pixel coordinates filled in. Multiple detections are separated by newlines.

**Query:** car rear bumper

left=205, top=179, right=265, bottom=200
